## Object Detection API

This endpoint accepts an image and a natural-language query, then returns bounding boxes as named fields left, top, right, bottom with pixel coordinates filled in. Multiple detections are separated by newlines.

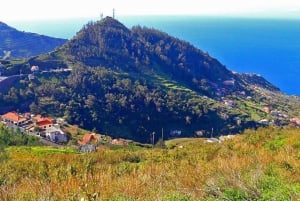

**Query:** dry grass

left=0, top=126, right=300, bottom=200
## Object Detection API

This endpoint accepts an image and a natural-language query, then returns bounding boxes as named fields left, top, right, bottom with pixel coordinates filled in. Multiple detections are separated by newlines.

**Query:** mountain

left=0, top=22, right=67, bottom=59
left=1, top=17, right=299, bottom=143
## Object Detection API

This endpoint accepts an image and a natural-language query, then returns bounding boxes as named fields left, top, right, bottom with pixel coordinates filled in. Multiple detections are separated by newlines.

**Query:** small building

left=28, top=74, right=35, bottom=80
left=258, top=119, right=269, bottom=126
left=78, top=133, right=102, bottom=153
left=44, top=126, right=68, bottom=143
left=79, top=144, right=97, bottom=153
left=31, top=65, right=39, bottom=72
left=290, top=118, right=300, bottom=126
left=195, top=130, right=205, bottom=137
left=1, top=111, right=28, bottom=126
left=111, top=138, right=128, bottom=146
left=34, top=115, right=53, bottom=129
left=78, top=133, right=102, bottom=145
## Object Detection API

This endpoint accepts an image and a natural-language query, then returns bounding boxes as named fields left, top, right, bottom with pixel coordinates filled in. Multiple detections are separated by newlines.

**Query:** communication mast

left=113, top=8, right=115, bottom=19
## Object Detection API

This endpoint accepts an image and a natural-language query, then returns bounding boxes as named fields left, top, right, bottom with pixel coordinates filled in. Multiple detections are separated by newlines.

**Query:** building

left=34, top=115, right=53, bottom=129
left=79, top=144, right=97, bottom=153
left=78, top=133, right=102, bottom=153
left=1, top=111, right=28, bottom=126
left=1, top=111, right=68, bottom=144
left=78, top=133, right=101, bottom=145
left=45, top=126, right=68, bottom=143
left=111, top=138, right=128, bottom=146
left=31, top=65, right=39, bottom=72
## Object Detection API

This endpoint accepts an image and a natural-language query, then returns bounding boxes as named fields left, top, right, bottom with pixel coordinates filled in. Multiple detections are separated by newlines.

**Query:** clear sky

left=1, top=0, right=300, bottom=22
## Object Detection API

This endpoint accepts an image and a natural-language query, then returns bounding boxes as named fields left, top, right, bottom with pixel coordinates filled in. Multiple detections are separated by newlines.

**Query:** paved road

left=0, top=69, right=72, bottom=85
left=0, top=76, right=7, bottom=81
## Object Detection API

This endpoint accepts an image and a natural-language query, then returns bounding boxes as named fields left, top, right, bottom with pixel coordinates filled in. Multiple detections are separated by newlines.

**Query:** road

left=0, top=76, right=8, bottom=81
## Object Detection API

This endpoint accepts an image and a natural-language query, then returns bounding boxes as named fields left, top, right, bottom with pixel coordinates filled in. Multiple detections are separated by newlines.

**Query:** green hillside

left=0, top=22, right=67, bottom=59
left=0, top=17, right=300, bottom=142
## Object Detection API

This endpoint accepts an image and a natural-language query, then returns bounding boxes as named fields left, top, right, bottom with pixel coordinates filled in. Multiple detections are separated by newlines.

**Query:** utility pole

left=152, top=132, right=155, bottom=147
left=161, top=128, right=164, bottom=141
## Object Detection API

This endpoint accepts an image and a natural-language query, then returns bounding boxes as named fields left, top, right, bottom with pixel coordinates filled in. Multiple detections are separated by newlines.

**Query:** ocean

left=8, top=16, right=300, bottom=95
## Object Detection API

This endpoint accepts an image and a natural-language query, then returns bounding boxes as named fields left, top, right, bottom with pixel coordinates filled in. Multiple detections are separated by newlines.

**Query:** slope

left=0, top=22, right=67, bottom=59
left=0, top=17, right=299, bottom=143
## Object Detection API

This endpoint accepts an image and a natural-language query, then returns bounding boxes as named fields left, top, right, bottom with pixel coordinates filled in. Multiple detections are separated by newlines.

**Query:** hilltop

left=0, top=17, right=300, bottom=142
left=0, top=21, right=67, bottom=59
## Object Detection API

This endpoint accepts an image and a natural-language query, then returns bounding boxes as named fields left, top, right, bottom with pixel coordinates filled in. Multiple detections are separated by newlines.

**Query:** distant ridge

left=0, top=21, right=67, bottom=59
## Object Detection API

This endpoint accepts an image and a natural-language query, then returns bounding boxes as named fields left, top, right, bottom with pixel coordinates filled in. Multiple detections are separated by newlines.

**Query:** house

left=34, top=115, right=53, bottom=129
left=78, top=133, right=102, bottom=153
left=79, top=144, right=97, bottom=153
left=28, top=74, right=35, bottom=80
left=195, top=130, right=205, bottom=137
left=31, top=65, right=39, bottom=72
left=290, top=118, right=300, bottom=126
left=1, top=111, right=69, bottom=143
left=33, top=115, right=67, bottom=143
left=1, top=111, right=28, bottom=126
left=258, top=119, right=269, bottom=126
left=111, top=138, right=128, bottom=146
left=44, top=126, right=68, bottom=143
left=78, top=133, right=102, bottom=145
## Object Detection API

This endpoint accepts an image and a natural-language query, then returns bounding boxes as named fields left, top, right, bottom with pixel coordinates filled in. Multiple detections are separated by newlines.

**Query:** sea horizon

left=6, top=15, right=300, bottom=95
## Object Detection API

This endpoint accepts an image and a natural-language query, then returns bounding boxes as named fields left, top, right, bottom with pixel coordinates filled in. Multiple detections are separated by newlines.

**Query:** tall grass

left=0, top=127, right=300, bottom=200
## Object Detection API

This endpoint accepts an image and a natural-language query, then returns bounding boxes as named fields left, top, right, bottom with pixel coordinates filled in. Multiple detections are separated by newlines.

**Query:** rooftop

left=2, top=112, right=26, bottom=122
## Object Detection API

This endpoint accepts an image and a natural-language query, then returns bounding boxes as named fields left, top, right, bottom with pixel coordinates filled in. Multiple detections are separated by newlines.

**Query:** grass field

left=1, top=126, right=300, bottom=200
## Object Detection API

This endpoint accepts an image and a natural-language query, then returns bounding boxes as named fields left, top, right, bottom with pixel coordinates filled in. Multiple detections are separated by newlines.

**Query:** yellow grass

left=0, top=126, right=300, bottom=200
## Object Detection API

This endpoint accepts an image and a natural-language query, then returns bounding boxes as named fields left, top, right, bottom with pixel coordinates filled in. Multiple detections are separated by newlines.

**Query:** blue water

left=8, top=16, right=300, bottom=95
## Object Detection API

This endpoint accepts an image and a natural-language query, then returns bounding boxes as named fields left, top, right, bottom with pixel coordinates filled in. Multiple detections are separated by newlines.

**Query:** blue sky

left=1, top=0, right=300, bottom=21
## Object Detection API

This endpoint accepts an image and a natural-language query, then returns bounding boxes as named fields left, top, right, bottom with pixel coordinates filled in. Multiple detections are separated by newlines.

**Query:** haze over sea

left=9, top=16, right=300, bottom=95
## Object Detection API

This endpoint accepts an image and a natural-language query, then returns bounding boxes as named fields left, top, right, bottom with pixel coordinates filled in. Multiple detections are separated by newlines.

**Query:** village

left=0, top=111, right=129, bottom=152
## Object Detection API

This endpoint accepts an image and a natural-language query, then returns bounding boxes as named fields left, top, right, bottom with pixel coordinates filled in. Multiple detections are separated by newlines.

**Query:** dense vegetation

left=0, top=127, right=300, bottom=200
left=1, top=17, right=300, bottom=201
left=0, top=125, right=41, bottom=150
left=1, top=17, right=300, bottom=142
left=0, top=22, right=67, bottom=59
left=0, top=67, right=245, bottom=142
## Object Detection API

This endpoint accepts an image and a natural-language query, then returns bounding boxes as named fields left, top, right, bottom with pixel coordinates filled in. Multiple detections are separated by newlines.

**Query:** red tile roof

left=111, top=138, right=128, bottom=146
left=34, top=116, right=53, bottom=127
left=2, top=112, right=26, bottom=122
left=34, top=115, right=52, bottom=122
left=36, top=119, right=52, bottom=127
left=78, top=133, right=101, bottom=145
